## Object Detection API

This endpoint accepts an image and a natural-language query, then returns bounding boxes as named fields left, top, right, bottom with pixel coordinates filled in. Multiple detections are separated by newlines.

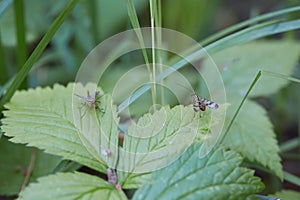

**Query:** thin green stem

left=86, top=0, right=99, bottom=43
left=0, top=31, right=8, bottom=84
left=154, top=0, right=164, bottom=105
left=126, top=0, right=156, bottom=107
left=126, top=0, right=150, bottom=71
left=20, top=148, right=37, bottom=191
left=221, top=71, right=262, bottom=143
left=0, top=0, right=80, bottom=110
left=150, top=0, right=157, bottom=109
left=262, top=70, right=300, bottom=84
left=221, top=69, right=300, bottom=144
left=13, top=0, right=27, bottom=88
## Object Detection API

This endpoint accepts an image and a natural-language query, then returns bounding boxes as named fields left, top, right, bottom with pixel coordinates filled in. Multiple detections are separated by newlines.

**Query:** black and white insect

left=177, top=83, right=218, bottom=112
left=191, top=93, right=219, bottom=112
left=74, top=90, right=104, bottom=116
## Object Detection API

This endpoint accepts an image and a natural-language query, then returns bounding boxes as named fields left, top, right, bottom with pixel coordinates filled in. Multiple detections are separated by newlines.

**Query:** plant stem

left=150, top=0, right=157, bottom=109
left=13, top=0, right=27, bottom=88
left=20, top=148, right=37, bottom=191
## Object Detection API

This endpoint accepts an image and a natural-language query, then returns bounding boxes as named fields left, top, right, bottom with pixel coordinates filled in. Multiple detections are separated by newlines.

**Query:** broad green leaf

left=133, top=143, right=264, bottom=200
left=202, top=41, right=300, bottom=98
left=0, top=137, right=61, bottom=195
left=73, top=83, right=120, bottom=170
left=118, top=104, right=226, bottom=189
left=223, top=100, right=282, bottom=179
left=2, top=83, right=118, bottom=173
left=200, top=41, right=299, bottom=180
left=18, top=172, right=127, bottom=200
left=272, top=190, right=300, bottom=200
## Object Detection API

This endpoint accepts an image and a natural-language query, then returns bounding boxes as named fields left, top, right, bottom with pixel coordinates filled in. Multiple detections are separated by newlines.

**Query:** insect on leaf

left=2, top=83, right=118, bottom=173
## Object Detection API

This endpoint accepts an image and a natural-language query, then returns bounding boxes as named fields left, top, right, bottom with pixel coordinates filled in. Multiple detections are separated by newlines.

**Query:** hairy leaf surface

left=18, top=172, right=127, bottom=200
left=133, top=143, right=264, bottom=200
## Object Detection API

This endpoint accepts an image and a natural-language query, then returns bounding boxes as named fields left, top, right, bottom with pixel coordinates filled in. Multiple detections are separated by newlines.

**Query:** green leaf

left=272, top=190, right=300, bottom=200
left=133, top=143, right=264, bottom=200
left=202, top=41, right=300, bottom=97
left=0, top=137, right=62, bottom=195
left=18, top=172, right=127, bottom=200
left=73, top=83, right=120, bottom=169
left=118, top=103, right=228, bottom=189
left=223, top=100, right=282, bottom=179
left=200, top=41, right=300, bottom=180
left=118, top=105, right=201, bottom=188
left=2, top=83, right=118, bottom=173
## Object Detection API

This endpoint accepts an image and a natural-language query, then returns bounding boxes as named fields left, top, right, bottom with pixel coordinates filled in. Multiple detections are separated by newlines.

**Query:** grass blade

left=222, top=69, right=300, bottom=144
left=0, top=31, right=8, bottom=84
left=221, top=71, right=262, bottom=143
left=126, top=0, right=150, bottom=68
left=284, top=171, right=300, bottom=187
left=126, top=0, right=158, bottom=107
left=0, top=0, right=80, bottom=111
left=118, top=18, right=300, bottom=112
left=0, top=0, right=12, bottom=18
left=86, top=0, right=99, bottom=43
left=13, top=0, right=27, bottom=88
left=205, top=19, right=300, bottom=54
left=280, top=137, right=300, bottom=153
left=200, top=6, right=300, bottom=46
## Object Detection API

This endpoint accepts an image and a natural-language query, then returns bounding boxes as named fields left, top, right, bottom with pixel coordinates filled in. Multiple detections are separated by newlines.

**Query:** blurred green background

left=0, top=0, right=300, bottom=197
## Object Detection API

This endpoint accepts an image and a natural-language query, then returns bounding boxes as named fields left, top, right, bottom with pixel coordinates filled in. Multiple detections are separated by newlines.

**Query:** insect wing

left=200, top=97, right=219, bottom=109
left=192, top=94, right=202, bottom=112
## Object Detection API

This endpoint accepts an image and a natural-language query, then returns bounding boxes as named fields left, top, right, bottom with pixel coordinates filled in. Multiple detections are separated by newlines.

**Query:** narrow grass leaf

left=13, top=0, right=27, bottom=68
left=0, top=0, right=79, bottom=110
left=118, top=19, right=300, bottom=112
left=283, top=171, right=300, bottom=187
left=200, top=6, right=300, bottom=46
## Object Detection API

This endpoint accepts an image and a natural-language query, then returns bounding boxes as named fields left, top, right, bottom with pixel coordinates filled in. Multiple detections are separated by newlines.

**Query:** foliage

left=133, top=142, right=264, bottom=200
left=0, top=0, right=300, bottom=199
